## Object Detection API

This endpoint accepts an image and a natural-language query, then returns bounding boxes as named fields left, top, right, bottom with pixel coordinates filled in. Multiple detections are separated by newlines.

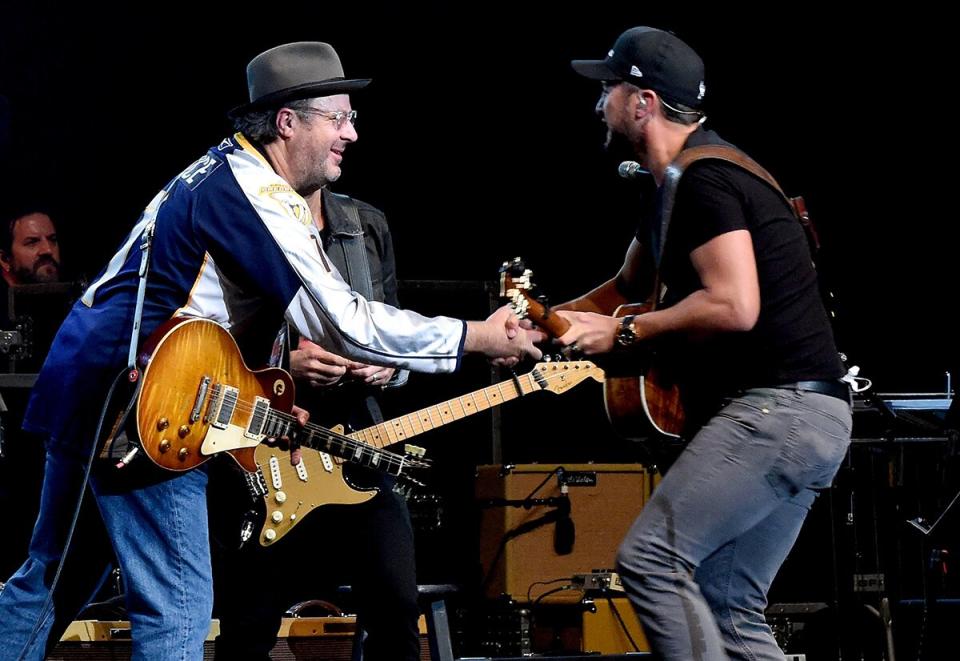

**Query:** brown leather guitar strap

left=651, top=144, right=816, bottom=309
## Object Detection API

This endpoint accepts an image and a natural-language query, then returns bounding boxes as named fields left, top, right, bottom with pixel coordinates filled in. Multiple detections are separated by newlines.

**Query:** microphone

left=618, top=160, right=649, bottom=179
left=553, top=493, right=574, bottom=555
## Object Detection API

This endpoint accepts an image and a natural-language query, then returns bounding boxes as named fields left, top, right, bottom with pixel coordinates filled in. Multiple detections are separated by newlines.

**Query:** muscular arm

left=555, top=230, right=759, bottom=353
left=631, top=229, right=759, bottom=338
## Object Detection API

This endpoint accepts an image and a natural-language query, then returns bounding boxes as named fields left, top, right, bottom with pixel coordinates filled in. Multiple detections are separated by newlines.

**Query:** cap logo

left=629, top=65, right=643, bottom=78
left=608, top=49, right=615, bottom=57
left=698, top=81, right=706, bottom=100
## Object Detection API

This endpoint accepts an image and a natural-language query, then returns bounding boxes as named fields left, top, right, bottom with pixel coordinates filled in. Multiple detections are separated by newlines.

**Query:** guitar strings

left=221, top=364, right=592, bottom=419
left=222, top=366, right=585, bottom=438
left=220, top=365, right=594, bottom=433
left=200, top=365, right=598, bottom=465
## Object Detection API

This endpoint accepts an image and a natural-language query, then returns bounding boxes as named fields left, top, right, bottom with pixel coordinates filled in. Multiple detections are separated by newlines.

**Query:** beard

left=15, top=256, right=60, bottom=284
left=603, top=128, right=641, bottom=165
left=295, top=159, right=340, bottom=197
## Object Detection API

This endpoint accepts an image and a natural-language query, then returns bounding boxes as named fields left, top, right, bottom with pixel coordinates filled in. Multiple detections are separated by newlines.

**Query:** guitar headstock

left=498, top=257, right=571, bottom=337
left=394, top=452, right=430, bottom=497
left=400, top=443, right=432, bottom=471
left=530, top=360, right=605, bottom=394
left=499, top=257, right=534, bottom=320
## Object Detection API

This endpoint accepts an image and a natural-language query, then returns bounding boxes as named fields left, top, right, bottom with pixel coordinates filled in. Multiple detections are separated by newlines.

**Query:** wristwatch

left=615, top=315, right=639, bottom=347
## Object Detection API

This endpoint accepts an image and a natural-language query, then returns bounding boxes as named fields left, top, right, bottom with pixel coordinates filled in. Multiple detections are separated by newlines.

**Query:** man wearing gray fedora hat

left=0, top=41, right=542, bottom=660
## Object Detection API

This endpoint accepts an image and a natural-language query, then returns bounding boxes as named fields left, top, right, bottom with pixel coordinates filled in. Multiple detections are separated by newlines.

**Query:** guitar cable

left=17, top=367, right=131, bottom=660
left=604, top=592, right=642, bottom=652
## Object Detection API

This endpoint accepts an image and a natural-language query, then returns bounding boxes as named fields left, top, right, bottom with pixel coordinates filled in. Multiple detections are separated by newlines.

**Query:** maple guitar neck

left=346, top=370, right=550, bottom=451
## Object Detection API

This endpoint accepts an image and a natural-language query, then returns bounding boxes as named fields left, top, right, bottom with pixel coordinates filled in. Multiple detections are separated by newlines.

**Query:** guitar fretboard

left=350, top=370, right=544, bottom=450
left=258, top=366, right=551, bottom=476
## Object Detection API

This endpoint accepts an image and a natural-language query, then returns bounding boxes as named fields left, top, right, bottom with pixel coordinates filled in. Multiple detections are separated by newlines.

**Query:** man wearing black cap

left=551, top=27, right=851, bottom=660
left=0, top=41, right=541, bottom=660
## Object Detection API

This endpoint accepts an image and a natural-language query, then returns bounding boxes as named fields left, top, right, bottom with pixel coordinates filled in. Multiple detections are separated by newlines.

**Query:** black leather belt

left=775, top=379, right=851, bottom=404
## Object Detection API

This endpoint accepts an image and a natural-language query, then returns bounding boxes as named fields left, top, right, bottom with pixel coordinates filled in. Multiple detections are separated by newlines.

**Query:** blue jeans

left=0, top=441, right=213, bottom=660
left=616, top=388, right=851, bottom=661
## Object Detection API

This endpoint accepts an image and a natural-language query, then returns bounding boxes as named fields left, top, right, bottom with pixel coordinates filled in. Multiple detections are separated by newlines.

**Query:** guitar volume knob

left=159, top=439, right=171, bottom=453
left=178, top=448, right=189, bottom=460
left=264, top=529, right=276, bottom=542
left=275, top=491, right=287, bottom=504
left=271, top=511, right=283, bottom=523
left=157, top=418, right=169, bottom=431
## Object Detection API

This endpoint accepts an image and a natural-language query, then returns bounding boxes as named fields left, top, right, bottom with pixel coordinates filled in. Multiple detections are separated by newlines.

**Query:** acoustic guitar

left=499, top=257, right=685, bottom=439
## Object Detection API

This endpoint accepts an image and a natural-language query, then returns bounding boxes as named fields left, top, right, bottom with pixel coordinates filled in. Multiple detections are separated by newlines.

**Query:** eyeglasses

left=299, top=108, right=358, bottom=129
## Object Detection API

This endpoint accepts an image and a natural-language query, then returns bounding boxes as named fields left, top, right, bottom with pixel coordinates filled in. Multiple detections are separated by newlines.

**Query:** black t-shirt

left=637, top=131, right=843, bottom=419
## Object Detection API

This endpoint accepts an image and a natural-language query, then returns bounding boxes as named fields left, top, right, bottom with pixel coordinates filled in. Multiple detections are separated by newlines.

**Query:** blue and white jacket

left=24, top=133, right=465, bottom=444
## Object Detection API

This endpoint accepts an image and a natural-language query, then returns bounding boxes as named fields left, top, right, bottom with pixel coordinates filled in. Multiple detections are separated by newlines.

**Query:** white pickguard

left=200, top=425, right=262, bottom=456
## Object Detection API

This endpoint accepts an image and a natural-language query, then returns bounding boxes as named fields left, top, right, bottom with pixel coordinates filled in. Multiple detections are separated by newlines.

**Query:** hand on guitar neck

left=551, top=310, right=623, bottom=356
left=499, top=258, right=633, bottom=356
left=500, top=258, right=683, bottom=438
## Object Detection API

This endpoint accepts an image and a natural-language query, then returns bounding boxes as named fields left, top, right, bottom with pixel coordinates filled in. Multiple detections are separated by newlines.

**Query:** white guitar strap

left=96, top=180, right=176, bottom=465
left=127, top=218, right=157, bottom=378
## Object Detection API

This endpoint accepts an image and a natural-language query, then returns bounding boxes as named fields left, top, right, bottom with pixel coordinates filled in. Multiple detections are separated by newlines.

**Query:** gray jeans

left=616, top=387, right=851, bottom=660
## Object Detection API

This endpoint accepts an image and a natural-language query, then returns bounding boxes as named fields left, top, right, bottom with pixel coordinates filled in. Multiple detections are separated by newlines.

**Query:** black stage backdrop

left=2, top=5, right=957, bottom=393
left=2, top=5, right=958, bottom=657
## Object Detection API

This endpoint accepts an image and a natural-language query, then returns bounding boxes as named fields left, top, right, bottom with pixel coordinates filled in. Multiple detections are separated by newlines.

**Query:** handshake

left=466, top=304, right=547, bottom=367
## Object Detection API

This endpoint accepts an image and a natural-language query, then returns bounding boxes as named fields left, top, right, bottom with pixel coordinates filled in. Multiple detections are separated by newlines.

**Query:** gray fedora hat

left=230, top=41, right=370, bottom=117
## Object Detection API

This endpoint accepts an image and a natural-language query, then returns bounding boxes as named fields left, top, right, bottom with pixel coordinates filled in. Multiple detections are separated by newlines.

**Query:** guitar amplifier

left=476, top=464, right=658, bottom=601
left=581, top=597, right=650, bottom=653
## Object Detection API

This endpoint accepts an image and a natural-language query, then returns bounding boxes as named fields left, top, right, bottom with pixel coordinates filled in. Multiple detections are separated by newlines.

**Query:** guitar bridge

left=190, top=376, right=211, bottom=423
left=245, top=467, right=268, bottom=498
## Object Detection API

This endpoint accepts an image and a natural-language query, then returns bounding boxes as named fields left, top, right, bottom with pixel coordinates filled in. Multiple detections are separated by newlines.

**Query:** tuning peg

left=401, top=454, right=432, bottom=470
left=405, top=476, right=426, bottom=489
left=501, top=256, right=527, bottom=277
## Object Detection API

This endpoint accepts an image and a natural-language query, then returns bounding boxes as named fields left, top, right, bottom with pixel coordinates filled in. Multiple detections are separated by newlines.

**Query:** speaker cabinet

left=582, top=597, right=650, bottom=653
left=476, top=463, right=657, bottom=602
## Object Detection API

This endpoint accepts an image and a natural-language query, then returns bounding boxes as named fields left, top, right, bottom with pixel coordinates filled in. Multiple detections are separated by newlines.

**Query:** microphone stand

left=478, top=495, right=573, bottom=593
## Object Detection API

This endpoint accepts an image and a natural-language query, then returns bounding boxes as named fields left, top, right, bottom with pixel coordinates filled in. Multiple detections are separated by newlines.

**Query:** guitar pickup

left=209, top=385, right=239, bottom=430
left=268, top=455, right=282, bottom=490
left=295, top=456, right=309, bottom=481
left=244, top=396, right=271, bottom=439
left=404, top=444, right=427, bottom=458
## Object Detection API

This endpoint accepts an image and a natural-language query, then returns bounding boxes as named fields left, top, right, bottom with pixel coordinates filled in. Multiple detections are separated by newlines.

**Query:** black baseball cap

left=571, top=27, right=706, bottom=109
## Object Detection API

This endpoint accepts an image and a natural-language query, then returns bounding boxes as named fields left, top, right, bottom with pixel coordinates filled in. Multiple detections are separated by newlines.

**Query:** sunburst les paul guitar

left=500, top=257, right=685, bottom=440
left=123, top=317, right=428, bottom=483
left=253, top=358, right=604, bottom=545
